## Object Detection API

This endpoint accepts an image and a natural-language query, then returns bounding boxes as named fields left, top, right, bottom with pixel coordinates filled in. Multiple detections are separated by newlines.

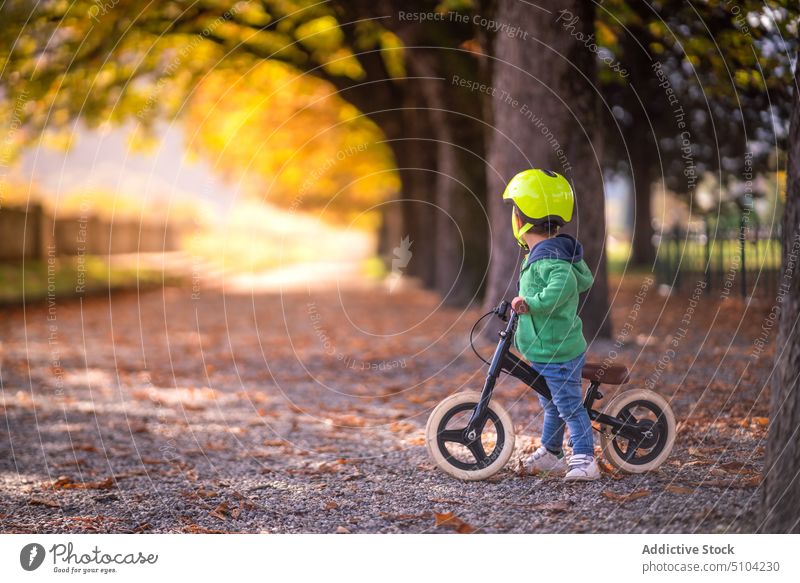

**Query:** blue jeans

left=531, top=353, right=594, bottom=456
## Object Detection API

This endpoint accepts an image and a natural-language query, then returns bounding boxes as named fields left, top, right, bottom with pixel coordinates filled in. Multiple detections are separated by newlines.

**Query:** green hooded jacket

left=514, top=234, right=594, bottom=363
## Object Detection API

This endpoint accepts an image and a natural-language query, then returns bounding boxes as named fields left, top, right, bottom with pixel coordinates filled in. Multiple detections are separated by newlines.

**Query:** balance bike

left=425, top=301, right=676, bottom=481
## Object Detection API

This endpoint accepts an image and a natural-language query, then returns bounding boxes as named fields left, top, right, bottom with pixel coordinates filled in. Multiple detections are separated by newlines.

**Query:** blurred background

left=0, top=0, right=796, bottom=333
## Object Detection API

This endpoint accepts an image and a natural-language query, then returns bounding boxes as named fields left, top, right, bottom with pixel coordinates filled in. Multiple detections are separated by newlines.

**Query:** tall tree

left=598, top=0, right=797, bottom=265
left=484, top=0, right=612, bottom=339
left=762, top=51, right=800, bottom=534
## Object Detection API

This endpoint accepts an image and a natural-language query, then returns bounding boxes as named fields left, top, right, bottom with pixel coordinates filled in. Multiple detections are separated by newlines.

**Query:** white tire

left=600, top=388, right=676, bottom=473
left=425, top=391, right=515, bottom=481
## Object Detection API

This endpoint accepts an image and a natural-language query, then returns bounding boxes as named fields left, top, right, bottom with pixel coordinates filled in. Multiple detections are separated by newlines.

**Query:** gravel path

left=0, top=276, right=774, bottom=533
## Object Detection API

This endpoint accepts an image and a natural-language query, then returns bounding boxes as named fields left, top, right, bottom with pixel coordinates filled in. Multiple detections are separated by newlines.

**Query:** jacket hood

left=526, top=234, right=584, bottom=265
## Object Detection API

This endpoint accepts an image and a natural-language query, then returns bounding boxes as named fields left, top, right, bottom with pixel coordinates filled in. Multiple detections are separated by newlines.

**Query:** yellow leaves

left=40, top=128, right=75, bottom=151
left=233, top=2, right=273, bottom=28
left=595, top=21, right=618, bottom=48
left=734, top=69, right=764, bottom=89
left=186, top=60, right=398, bottom=222
left=379, top=31, right=406, bottom=79
left=296, top=16, right=344, bottom=51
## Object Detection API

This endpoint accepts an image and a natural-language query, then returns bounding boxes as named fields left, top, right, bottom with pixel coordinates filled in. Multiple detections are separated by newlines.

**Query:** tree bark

left=484, top=0, right=611, bottom=339
left=410, top=51, right=489, bottom=306
left=392, top=97, right=438, bottom=289
left=629, top=131, right=656, bottom=265
left=761, top=54, right=800, bottom=534
left=339, top=1, right=489, bottom=297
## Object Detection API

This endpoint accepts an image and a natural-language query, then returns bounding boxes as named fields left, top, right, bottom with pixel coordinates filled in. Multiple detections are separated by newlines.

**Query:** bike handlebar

left=494, top=300, right=510, bottom=321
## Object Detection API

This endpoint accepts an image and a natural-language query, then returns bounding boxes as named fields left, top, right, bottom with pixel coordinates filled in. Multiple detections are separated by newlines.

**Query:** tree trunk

left=368, top=100, right=438, bottom=290
left=761, top=54, right=800, bottom=534
left=338, top=0, right=489, bottom=301
left=393, top=97, right=438, bottom=289
left=410, top=51, right=489, bottom=306
left=484, top=0, right=612, bottom=339
left=433, top=125, right=489, bottom=306
left=629, top=131, right=656, bottom=266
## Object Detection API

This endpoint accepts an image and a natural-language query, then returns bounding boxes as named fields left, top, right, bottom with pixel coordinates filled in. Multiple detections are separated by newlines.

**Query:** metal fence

left=654, top=214, right=782, bottom=300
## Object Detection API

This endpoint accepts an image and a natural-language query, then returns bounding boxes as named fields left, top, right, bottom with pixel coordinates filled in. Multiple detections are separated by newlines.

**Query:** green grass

left=606, top=236, right=782, bottom=276
left=656, top=239, right=782, bottom=272
left=0, top=256, right=174, bottom=304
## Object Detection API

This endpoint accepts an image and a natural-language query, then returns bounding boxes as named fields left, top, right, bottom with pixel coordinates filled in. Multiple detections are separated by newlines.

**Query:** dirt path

left=0, top=275, right=775, bottom=533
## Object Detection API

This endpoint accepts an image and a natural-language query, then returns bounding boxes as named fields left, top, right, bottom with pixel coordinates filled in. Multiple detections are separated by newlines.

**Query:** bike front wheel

left=425, top=391, right=516, bottom=481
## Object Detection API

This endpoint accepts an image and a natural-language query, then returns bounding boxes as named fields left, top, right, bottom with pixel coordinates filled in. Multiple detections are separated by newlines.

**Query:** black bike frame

left=464, top=303, right=648, bottom=444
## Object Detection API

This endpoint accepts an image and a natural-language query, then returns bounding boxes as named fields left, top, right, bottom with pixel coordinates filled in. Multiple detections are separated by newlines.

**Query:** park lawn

left=655, top=237, right=782, bottom=273
left=0, top=256, right=173, bottom=304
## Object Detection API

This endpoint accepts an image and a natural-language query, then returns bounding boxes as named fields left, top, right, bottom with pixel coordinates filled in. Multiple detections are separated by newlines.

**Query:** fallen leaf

left=389, top=421, right=416, bottom=433
left=73, top=444, right=97, bottom=452
left=336, top=526, right=351, bottom=534
left=601, top=489, right=651, bottom=503
left=433, top=511, right=475, bottom=534
left=263, top=439, right=288, bottom=447
left=324, top=500, right=339, bottom=510
left=597, top=458, right=625, bottom=480
left=28, top=496, right=60, bottom=508
left=720, top=461, right=755, bottom=472
left=665, top=485, right=695, bottom=495
left=209, top=502, right=230, bottom=521
left=48, top=476, right=115, bottom=490
left=683, top=459, right=713, bottom=467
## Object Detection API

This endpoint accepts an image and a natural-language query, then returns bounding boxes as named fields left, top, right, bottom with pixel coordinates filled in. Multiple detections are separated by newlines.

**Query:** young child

left=503, top=168, right=599, bottom=482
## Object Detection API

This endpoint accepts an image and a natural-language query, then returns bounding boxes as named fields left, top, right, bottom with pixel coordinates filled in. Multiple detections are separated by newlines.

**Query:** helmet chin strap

left=512, top=206, right=532, bottom=249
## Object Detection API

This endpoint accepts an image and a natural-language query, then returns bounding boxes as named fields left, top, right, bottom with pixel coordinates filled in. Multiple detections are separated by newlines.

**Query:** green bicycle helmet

left=502, top=169, right=574, bottom=248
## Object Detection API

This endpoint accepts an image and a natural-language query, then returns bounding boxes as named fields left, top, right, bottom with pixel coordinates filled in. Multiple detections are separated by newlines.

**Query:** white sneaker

left=524, top=446, right=567, bottom=474
left=564, top=454, right=600, bottom=482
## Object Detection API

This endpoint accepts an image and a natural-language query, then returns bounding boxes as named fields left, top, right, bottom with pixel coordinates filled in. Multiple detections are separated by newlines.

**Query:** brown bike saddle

left=581, top=363, right=630, bottom=385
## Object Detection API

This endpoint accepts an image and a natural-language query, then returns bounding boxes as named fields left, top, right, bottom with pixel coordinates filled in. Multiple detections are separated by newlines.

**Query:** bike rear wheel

left=599, top=389, right=676, bottom=473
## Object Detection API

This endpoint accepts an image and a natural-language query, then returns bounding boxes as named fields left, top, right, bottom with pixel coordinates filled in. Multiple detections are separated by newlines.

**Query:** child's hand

left=511, top=296, right=529, bottom=314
